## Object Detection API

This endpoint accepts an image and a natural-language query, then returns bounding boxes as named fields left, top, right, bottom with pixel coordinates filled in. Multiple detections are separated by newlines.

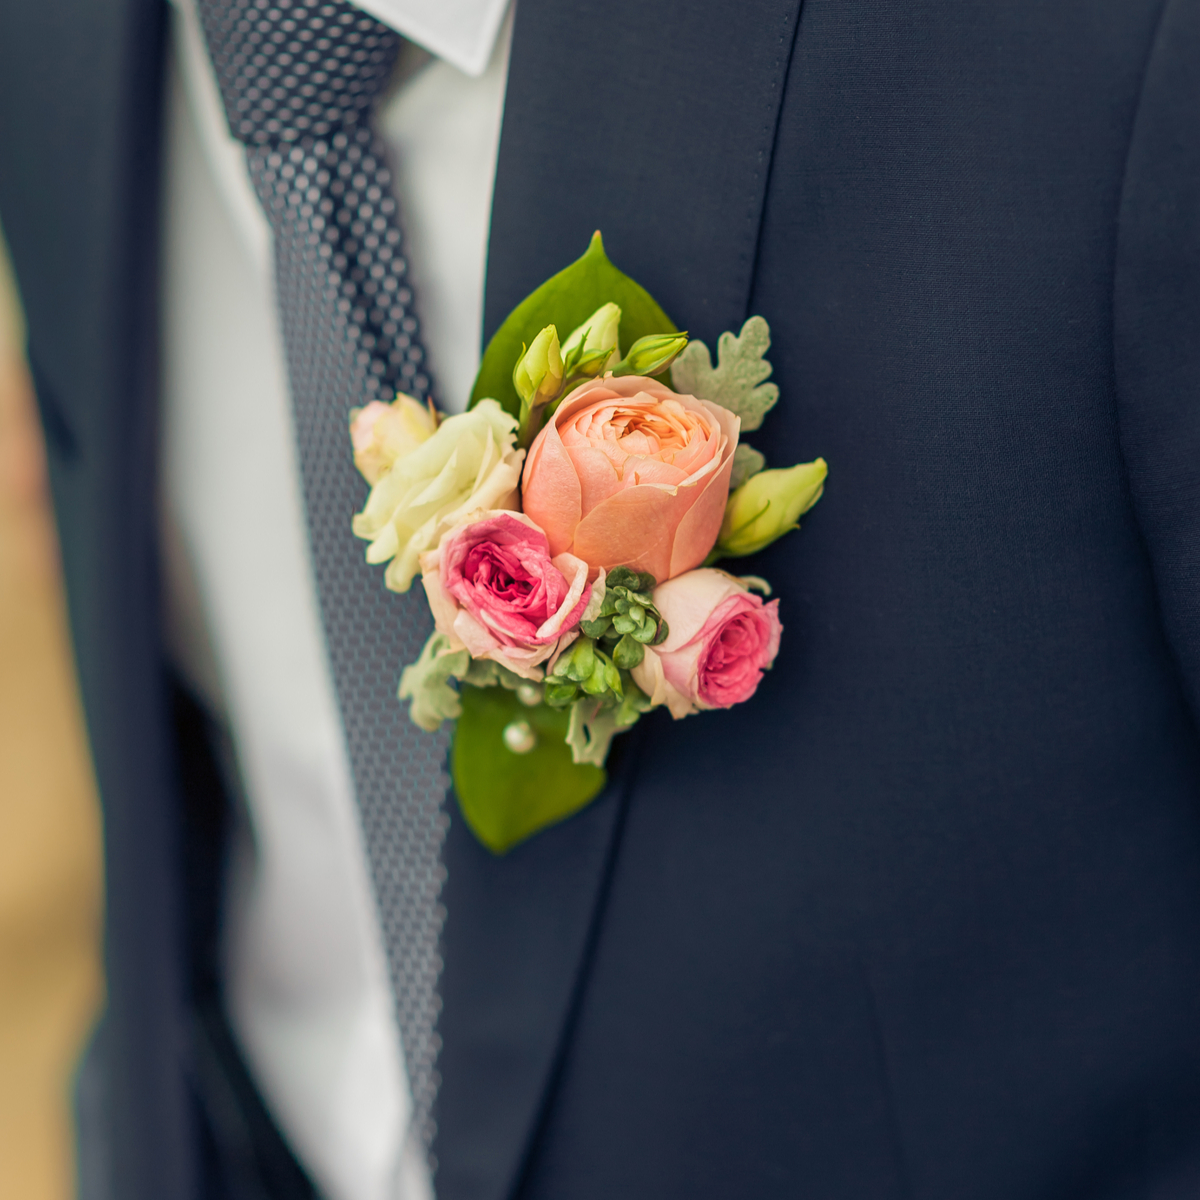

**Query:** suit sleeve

left=1114, top=0, right=1200, bottom=717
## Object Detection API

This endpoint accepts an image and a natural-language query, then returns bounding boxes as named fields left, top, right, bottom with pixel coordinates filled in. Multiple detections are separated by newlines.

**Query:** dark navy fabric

left=439, top=1, right=1200, bottom=1199
left=3, top=0, right=1200, bottom=1198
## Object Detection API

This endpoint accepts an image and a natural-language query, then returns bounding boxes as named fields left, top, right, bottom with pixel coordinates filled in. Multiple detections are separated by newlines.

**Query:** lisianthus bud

left=561, top=302, right=621, bottom=362
left=513, top=325, right=564, bottom=410
left=715, top=458, right=827, bottom=558
left=612, top=332, right=690, bottom=378
left=555, top=304, right=623, bottom=407
left=349, top=393, right=439, bottom=485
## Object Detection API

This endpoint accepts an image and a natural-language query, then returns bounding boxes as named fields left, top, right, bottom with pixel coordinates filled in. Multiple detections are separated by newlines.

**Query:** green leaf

left=556, top=637, right=596, bottom=682
left=543, top=678, right=578, bottom=708
left=452, top=685, right=606, bottom=854
left=729, top=443, right=766, bottom=490
left=613, top=676, right=654, bottom=726
left=670, top=315, right=779, bottom=431
left=469, top=231, right=677, bottom=417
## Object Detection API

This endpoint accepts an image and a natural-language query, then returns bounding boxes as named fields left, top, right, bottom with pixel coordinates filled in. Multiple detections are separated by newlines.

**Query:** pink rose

left=632, top=568, right=782, bottom=718
left=419, top=510, right=593, bottom=679
left=521, top=375, right=739, bottom=583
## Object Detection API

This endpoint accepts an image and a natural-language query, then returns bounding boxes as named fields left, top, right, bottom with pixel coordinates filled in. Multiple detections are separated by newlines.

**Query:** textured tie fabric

left=195, top=0, right=451, bottom=1161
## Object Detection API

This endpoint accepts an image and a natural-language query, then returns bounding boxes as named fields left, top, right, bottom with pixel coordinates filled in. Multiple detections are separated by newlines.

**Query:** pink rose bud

left=349, top=393, right=438, bottom=485
left=520, top=375, right=739, bottom=584
left=632, top=568, right=782, bottom=718
left=419, top=510, right=593, bottom=679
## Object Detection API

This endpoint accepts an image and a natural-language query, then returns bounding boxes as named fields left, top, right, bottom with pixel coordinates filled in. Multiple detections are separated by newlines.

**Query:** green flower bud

left=579, top=616, right=611, bottom=639
left=612, top=633, right=645, bottom=669
left=513, top=325, right=564, bottom=410
left=605, top=566, right=655, bottom=592
left=543, top=678, right=578, bottom=709
left=613, top=677, right=653, bottom=727
left=562, top=302, right=621, bottom=362
left=716, top=458, right=827, bottom=558
left=611, top=332, right=690, bottom=378
left=554, top=636, right=596, bottom=683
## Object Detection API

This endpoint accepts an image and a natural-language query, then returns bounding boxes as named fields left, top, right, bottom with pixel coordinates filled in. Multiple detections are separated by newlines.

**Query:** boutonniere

left=349, top=234, right=826, bottom=853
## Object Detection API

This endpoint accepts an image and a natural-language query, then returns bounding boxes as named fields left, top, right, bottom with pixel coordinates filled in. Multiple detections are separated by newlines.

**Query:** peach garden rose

left=520, top=375, right=740, bottom=584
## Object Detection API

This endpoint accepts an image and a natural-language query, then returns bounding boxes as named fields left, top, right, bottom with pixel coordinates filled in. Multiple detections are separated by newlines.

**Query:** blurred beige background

left=0, top=230, right=104, bottom=1199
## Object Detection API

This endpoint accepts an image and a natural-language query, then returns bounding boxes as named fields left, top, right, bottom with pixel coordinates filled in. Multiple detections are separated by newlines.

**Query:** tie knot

left=197, top=0, right=400, bottom=145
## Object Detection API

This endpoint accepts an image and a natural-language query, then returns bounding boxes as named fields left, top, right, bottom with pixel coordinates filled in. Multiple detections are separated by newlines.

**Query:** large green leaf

left=469, top=231, right=677, bottom=417
left=452, top=685, right=607, bottom=854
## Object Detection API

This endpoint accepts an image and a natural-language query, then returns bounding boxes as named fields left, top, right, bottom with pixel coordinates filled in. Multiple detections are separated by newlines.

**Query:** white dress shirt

left=159, top=4, right=512, bottom=1198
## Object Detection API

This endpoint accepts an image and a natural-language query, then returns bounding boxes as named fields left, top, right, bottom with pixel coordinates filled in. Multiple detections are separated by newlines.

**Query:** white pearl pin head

left=502, top=719, right=537, bottom=754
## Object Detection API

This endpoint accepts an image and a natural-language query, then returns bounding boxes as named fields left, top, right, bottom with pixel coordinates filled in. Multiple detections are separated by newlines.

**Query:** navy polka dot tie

left=196, top=0, right=450, bottom=1161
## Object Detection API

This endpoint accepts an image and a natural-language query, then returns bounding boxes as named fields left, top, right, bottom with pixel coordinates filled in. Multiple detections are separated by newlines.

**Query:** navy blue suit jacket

left=3, top=1, right=1200, bottom=1197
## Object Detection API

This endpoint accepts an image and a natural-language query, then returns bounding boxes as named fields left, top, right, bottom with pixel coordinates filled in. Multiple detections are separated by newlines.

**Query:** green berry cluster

left=578, top=567, right=668, bottom=669
left=543, top=637, right=652, bottom=727
left=542, top=569, right=667, bottom=720
left=544, top=637, right=623, bottom=709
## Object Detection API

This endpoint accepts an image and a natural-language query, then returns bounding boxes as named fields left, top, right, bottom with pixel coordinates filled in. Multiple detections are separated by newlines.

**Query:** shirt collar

left=355, top=0, right=512, bottom=77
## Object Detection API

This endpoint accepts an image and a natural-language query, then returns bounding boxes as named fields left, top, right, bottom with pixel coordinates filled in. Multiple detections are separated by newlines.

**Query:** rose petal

left=521, top=420, right=583, bottom=557
left=571, top=485, right=684, bottom=583
left=538, top=552, right=591, bottom=642
left=668, top=446, right=737, bottom=577
left=419, top=547, right=463, bottom=647
left=564, top=442, right=627, bottom=514
left=631, top=647, right=668, bottom=707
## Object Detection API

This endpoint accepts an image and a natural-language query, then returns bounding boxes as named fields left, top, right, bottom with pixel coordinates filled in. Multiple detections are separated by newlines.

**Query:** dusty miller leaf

left=565, top=684, right=650, bottom=767
left=729, top=444, right=766, bottom=490
left=566, top=698, right=625, bottom=767
left=398, top=632, right=469, bottom=731
left=670, top=315, right=779, bottom=431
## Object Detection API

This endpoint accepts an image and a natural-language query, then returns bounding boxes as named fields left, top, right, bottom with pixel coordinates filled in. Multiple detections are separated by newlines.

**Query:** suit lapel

left=483, top=0, right=805, bottom=349
left=435, top=2, right=803, bottom=1198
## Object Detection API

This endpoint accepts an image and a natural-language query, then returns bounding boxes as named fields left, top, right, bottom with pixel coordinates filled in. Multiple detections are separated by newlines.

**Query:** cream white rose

left=352, top=399, right=524, bottom=592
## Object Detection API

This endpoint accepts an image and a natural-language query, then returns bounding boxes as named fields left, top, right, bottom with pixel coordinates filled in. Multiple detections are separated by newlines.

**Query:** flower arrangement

left=349, top=233, right=825, bottom=852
